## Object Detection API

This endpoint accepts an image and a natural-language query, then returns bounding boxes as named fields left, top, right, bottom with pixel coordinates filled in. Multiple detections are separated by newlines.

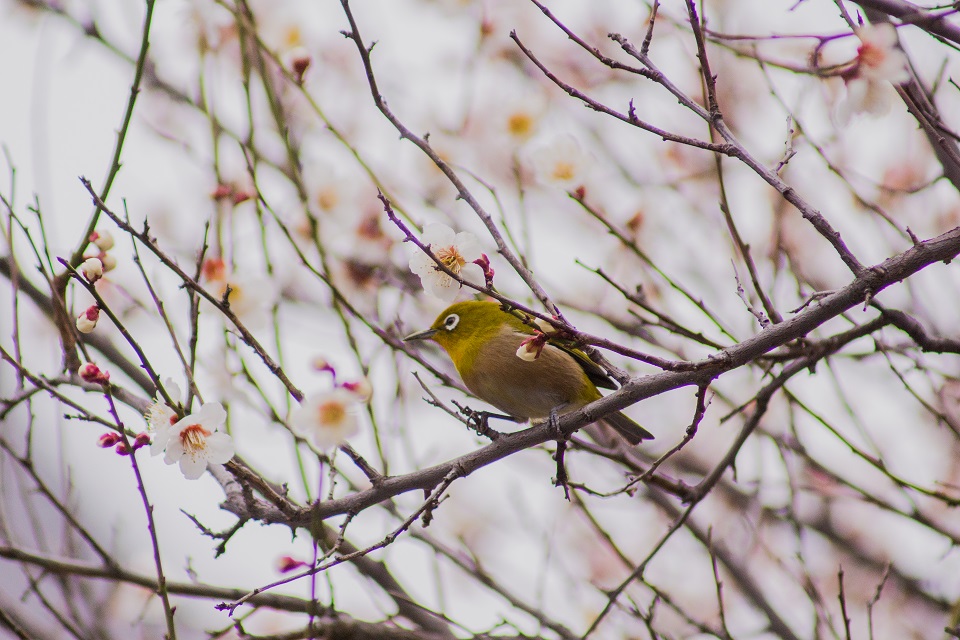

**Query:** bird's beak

left=403, top=328, right=437, bottom=342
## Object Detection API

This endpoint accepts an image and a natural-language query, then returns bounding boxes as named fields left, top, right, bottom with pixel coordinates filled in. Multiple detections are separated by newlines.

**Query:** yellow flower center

left=434, top=246, right=466, bottom=273
left=857, top=41, right=885, bottom=69
left=218, top=281, right=245, bottom=306
left=317, top=399, right=346, bottom=425
left=283, top=25, right=303, bottom=49
left=507, top=112, right=534, bottom=139
left=180, top=424, right=212, bottom=453
left=552, top=161, right=575, bottom=182
left=317, top=186, right=339, bottom=212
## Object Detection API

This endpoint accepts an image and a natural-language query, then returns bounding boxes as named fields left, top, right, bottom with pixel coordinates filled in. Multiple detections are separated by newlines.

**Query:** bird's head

left=403, top=300, right=508, bottom=355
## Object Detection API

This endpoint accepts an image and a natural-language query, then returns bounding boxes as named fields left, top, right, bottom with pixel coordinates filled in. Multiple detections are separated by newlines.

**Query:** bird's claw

left=549, top=407, right=571, bottom=501
left=455, top=404, right=505, bottom=441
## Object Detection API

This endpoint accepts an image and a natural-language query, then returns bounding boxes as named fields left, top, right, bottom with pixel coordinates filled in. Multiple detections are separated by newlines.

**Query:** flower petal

left=197, top=402, right=227, bottom=427
left=150, top=430, right=169, bottom=457
left=179, top=455, right=207, bottom=480
left=408, top=250, right=436, bottom=276
left=864, top=23, right=896, bottom=49
left=421, top=223, right=455, bottom=247
left=205, top=432, right=235, bottom=464
left=425, top=274, right=460, bottom=301
left=459, top=263, right=486, bottom=287
left=164, top=438, right=185, bottom=466
left=162, top=378, right=182, bottom=402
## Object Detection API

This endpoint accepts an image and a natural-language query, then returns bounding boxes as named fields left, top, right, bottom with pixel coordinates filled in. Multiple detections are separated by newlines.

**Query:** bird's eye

left=443, top=314, right=460, bottom=330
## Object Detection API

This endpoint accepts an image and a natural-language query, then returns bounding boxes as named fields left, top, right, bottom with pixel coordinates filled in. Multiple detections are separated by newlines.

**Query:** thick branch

left=294, top=226, right=960, bottom=525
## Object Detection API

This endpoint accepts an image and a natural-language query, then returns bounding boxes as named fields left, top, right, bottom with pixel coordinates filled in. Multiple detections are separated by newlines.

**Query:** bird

left=404, top=300, right=653, bottom=445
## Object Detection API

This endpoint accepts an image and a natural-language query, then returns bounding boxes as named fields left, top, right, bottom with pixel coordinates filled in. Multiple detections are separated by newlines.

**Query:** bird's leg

left=549, top=406, right=571, bottom=501
left=470, top=411, right=502, bottom=441
left=453, top=402, right=517, bottom=441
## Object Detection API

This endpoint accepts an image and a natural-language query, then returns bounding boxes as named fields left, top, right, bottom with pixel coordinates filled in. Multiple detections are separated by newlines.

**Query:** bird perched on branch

left=404, top=300, right=653, bottom=444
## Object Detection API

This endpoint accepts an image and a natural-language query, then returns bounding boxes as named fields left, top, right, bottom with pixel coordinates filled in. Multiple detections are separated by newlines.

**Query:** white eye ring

left=443, top=313, right=460, bottom=331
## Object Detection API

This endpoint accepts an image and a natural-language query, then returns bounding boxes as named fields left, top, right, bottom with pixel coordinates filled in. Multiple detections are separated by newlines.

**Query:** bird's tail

left=601, top=411, right=654, bottom=445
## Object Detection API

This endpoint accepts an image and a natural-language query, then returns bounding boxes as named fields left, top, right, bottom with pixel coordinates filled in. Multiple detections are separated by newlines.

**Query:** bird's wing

left=501, top=307, right=617, bottom=390
left=552, top=341, right=617, bottom=390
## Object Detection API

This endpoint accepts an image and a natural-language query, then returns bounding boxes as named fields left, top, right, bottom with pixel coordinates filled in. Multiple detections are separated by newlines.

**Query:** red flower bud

left=473, top=253, right=495, bottom=288
left=277, top=556, right=309, bottom=573
left=133, top=432, right=151, bottom=451
left=77, top=305, right=100, bottom=334
left=99, top=432, right=122, bottom=448
left=202, top=257, right=226, bottom=282
left=291, top=55, right=311, bottom=84
left=231, top=189, right=253, bottom=205
left=79, top=362, right=107, bottom=383
left=211, top=184, right=233, bottom=200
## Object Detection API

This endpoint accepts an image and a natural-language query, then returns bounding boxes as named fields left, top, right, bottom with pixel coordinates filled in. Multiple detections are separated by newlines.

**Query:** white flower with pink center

left=155, top=402, right=234, bottom=480
left=409, top=223, right=485, bottom=302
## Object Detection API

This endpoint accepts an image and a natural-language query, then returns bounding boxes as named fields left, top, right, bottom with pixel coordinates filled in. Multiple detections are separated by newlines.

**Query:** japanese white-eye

left=405, top=300, right=653, bottom=444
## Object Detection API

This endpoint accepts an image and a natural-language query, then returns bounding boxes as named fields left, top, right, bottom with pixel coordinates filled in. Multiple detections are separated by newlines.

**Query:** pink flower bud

left=98, top=432, right=122, bottom=448
left=277, top=555, right=309, bottom=573
left=287, top=46, right=311, bottom=84
left=99, top=252, right=117, bottom=272
left=473, top=253, right=495, bottom=288
left=342, top=378, right=372, bottom=401
left=311, top=357, right=337, bottom=380
left=115, top=443, right=130, bottom=456
left=79, top=362, right=110, bottom=384
left=132, top=432, right=151, bottom=451
left=202, top=257, right=226, bottom=282
left=76, top=306, right=100, bottom=334
left=211, top=184, right=233, bottom=200
left=231, top=189, right=253, bottom=205
left=80, top=258, right=103, bottom=283
left=90, top=230, right=115, bottom=251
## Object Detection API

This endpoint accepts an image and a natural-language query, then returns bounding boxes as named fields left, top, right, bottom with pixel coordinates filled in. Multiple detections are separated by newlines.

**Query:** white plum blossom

left=213, top=275, right=273, bottom=325
left=838, top=24, right=909, bottom=122
left=155, top=402, right=234, bottom=480
left=80, top=258, right=103, bottom=283
left=476, top=73, right=545, bottom=148
left=527, top=134, right=589, bottom=189
left=516, top=334, right=546, bottom=362
left=409, top=223, right=485, bottom=302
left=202, top=258, right=275, bottom=327
left=855, top=24, right=909, bottom=82
left=516, top=342, right=540, bottom=362
left=290, top=389, right=361, bottom=450
left=146, top=379, right=182, bottom=455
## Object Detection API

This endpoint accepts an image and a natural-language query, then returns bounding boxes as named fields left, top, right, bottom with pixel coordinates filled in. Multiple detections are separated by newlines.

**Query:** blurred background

left=2, top=0, right=960, bottom=638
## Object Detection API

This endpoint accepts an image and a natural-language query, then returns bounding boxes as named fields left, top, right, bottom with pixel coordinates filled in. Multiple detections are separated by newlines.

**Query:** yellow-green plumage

left=405, top=300, right=652, bottom=445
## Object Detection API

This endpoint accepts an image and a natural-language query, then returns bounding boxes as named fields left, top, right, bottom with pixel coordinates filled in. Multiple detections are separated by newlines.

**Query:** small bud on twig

left=76, top=306, right=100, bottom=333
left=79, top=362, right=110, bottom=384
left=98, top=432, right=122, bottom=448
left=80, top=258, right=103, bottom=283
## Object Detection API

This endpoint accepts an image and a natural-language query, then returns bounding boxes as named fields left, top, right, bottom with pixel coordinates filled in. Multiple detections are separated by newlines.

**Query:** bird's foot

left=549, top=407, right=571, bottom=501
left=454, top=403, right=511, bottom=441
